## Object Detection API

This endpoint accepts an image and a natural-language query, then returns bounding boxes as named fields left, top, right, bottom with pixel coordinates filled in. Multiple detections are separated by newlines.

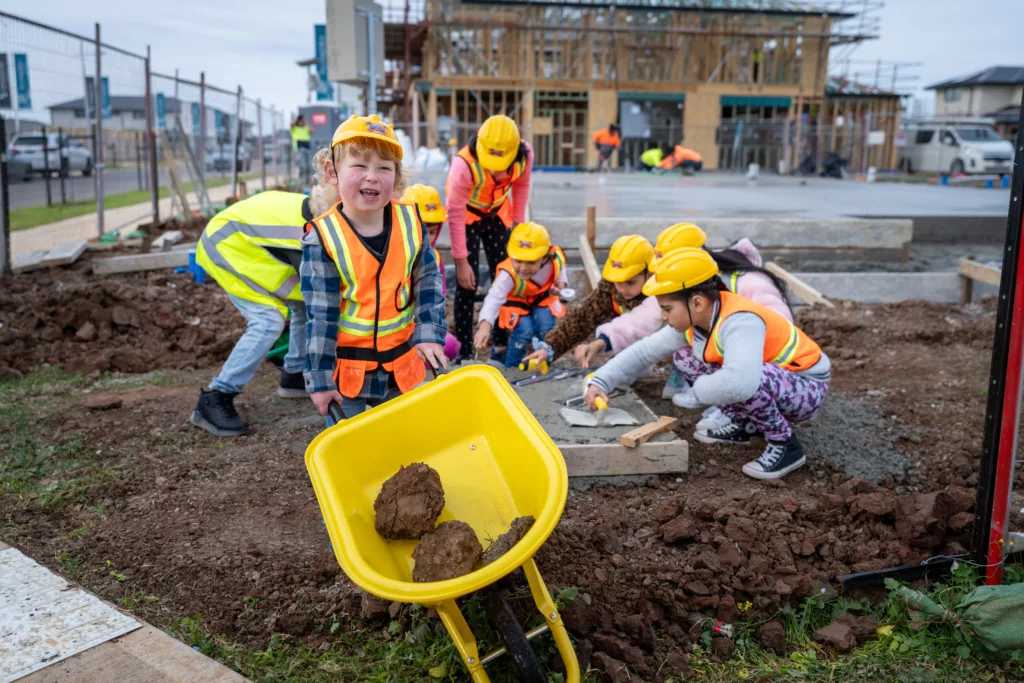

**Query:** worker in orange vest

left=656, top=143, right=703, bottom=175
left=445, top=115, right=534, bottom=361
left=592, top=124, right=621, bottom=172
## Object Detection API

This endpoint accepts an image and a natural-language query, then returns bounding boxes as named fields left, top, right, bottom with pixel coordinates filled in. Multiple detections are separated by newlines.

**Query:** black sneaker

left=694, top=419, right=756, bottom=446
left=189, top=389, right=249, bottom=437
left=277, top=371, right=306, bottom=398
left=742, top=435, right=806, bottom=480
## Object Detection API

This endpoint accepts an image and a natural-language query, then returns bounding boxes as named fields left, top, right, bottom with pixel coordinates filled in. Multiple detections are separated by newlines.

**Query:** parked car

left=205, top=145, right=252, bottom=172
left=899, top=120, right=1013, bottom=176
left=7, top=133, right=93, bottom=177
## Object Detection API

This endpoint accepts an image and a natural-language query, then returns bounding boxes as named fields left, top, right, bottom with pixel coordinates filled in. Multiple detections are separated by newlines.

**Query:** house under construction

left=380, top=0, right=900, bottom=170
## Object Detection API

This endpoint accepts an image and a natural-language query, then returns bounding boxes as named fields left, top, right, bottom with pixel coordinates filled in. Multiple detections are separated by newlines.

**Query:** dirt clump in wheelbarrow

left=374, top=463, right=446, bottom=540
left=481, top=515, right=536, bottom=566
left=412, top=521, right=483, bottom=582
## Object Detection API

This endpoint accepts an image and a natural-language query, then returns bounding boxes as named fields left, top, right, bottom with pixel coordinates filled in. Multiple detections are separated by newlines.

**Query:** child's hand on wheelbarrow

left=311, top=389, right=344, bottom=416
left=416, top=342, right=449, bottom=372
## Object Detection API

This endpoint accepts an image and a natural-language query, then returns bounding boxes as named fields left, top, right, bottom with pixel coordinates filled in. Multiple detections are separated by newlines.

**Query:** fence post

left=257, top=98, right=266, bottom=191
left=41, top=125, right=52, bottom=207
left=58, top=128, right=67, bottom=204
left=0, top=116, right=10, bottom=276
left=231, top=85, right=242, bottom=198
left=199, top=71, right=206, bottom=186
left=94, top=23, right=105, bottom=236
left=271, top=106, right=279, bottom=185
left=135, top=131, right=143, bottom=190
left=144, top=45, right=159, bottom=222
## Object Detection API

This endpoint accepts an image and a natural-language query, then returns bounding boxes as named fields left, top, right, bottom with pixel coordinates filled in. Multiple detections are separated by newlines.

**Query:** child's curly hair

left=310, top=138, right=405, bottom=216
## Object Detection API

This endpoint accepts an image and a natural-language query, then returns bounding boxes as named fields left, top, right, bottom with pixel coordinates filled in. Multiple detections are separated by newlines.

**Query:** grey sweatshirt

left=590, top=303, right=831, bottom=406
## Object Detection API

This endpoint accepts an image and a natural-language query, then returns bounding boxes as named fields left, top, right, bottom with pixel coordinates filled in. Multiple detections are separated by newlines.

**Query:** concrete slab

left=40, top=240, right=88, bottom=267
left=0, top=547, right=140, bottom=682
left=11, top=250, right=49, bottom=274
left=92, top=250, right=191, bottom=276
left=792, top=271, right=998, bottom=304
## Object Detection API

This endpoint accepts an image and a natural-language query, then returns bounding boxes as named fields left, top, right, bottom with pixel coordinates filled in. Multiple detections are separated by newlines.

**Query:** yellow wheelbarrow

left=305, top=365, right=580, bottom=682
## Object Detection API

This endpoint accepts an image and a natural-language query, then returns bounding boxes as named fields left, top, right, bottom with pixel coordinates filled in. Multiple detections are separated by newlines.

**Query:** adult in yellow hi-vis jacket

left=191, top=190, right=312, bottom=437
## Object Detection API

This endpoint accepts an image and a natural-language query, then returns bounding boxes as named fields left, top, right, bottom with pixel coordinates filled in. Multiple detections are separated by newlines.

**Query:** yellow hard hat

left=507, top=222, right=551, bottom=261
left=331, top=114, right=403, bottom=160
left=603, top=235, right=654, bottom=282
left=643, top=247, right=719, bottom=296
left=650, top=223, right=707, bottom=267
left=476, top=115, right=521, bottom=172
left=402, top=184, right=446, bottom=223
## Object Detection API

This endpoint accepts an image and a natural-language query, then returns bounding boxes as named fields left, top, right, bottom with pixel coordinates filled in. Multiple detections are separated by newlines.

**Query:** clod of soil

left=711, top=636, right=735, bottom=661
left=757, top=620, right=787, bottom=654
left=814, top=620, right=857, bottom=652
left=481, top=515, right=535, bottom=566
left=373, top=463, right=445, bottom=540
left=412, top=521, right=482, bottom=582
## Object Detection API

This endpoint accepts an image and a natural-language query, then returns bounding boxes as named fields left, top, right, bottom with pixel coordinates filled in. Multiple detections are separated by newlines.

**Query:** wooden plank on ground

left=40, top=240, right=88, bottom=267
left=11, top=250, right=50, bottom=273
left=92, top=250, right=190, bottom=275
left=958, top=257, right=1001, bottom=287
left=558, top=440, right=688, bottom=477
left=579, top=233, right=602, bottom=291
left=151, top=230, right=183, bottom=251
left=765, top=261, right=835, bottom=308
left=619, top=416, right=682, bottom=448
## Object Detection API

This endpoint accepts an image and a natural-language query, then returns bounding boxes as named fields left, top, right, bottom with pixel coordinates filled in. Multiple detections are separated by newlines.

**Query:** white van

left=899, top=120, right=1013, bottom=176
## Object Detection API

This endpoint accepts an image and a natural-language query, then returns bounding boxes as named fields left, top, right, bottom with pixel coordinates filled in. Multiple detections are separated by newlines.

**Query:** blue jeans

left=504, top=306, right=557, bottom=368
left=210, top=294, right=307, bottom=395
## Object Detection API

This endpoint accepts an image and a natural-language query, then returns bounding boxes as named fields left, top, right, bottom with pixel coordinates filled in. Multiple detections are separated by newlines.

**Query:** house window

left=133, top=111, right=146, bottom=120
left=943, top=88, right=962, bottom=103
left=74, top=109, right=85, bottom=118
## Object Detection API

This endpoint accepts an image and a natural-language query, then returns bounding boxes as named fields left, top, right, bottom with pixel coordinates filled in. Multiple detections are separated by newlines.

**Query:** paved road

left=6, top=166, right=236, bottom=211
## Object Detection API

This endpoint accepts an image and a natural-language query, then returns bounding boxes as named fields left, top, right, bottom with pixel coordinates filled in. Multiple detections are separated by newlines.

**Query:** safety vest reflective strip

left=313, top=204, right=421, bottom=338
left=710, top=316, right=799, bottom=368
left=459, top=147, right=525, bottom=213
left=198, top=220, right=302, bottom=300
left=500, top=247, right=565, bottom=305
left=728, top=271, right=740, bottom=293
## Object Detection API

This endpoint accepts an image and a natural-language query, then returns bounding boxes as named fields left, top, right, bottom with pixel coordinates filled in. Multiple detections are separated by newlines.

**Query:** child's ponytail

left=310, top=147, right=339, bottom=217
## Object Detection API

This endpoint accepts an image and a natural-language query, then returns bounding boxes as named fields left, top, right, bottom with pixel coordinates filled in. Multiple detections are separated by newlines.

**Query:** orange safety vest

left=610, top=293, right=642, bottom=316
left=685, top=291, right=821, bottom=371
left=451, top=146, right=526, bottom=228
left=495, top=246, right=567, bottom=330
left=306, top=202, right=427, bottom=398
left=592, top=129, right=621, bottom=148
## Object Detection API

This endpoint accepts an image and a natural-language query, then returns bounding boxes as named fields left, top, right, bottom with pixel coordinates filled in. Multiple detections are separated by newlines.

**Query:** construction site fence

left=0, top=10, right=290, bottom=272
left=391, top=117, right=903, bottom=174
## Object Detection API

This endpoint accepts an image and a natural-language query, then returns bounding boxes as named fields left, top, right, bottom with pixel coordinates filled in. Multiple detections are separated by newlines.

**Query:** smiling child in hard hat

left=446, top=115, right=534, bottom=361
left=401, top=183, right=463, bottom=360
left=583, top=248, right=830, bottom=480
left=301, top=115, right=448, bottom=423
left=473, top=222, right=567, bottom=368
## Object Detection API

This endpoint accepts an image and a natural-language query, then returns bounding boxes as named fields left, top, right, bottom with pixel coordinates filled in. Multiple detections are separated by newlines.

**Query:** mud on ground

left=0, top=275, right=1013, bottom=679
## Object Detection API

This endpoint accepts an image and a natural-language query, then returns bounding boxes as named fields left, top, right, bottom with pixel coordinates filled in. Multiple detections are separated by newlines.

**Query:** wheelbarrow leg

left=436, top=598, right=490, bottom=683
left=521, top=557, right=581, bottom=683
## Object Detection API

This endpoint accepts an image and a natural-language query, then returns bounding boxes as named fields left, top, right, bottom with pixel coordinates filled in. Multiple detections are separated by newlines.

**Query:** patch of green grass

left=172, top=594, right=602, bottom=683
left=9, top=172, right=260, bottom=232
left=0, top=366, right=122, bottom=510
left=687, top=563, right=1024, bottom=683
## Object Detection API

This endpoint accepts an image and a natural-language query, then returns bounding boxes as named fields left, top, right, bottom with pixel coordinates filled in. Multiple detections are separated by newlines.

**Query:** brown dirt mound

left=481, top=515, right=535, bottom=565
left=373, top=463, right=445, bottom=540
left=757, top=620, right=787, bottom=654
left=0, top=265, right=244, bottom=376
left=412, top=521, right=482, bottom=582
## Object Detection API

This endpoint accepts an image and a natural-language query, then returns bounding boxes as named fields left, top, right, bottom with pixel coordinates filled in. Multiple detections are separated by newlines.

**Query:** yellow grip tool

left=519, top=358, right=549, bottom=374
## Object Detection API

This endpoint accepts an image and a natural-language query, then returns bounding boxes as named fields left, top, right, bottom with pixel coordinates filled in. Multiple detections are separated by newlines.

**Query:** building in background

left=823, top=76, right=905, bottom=172
left=928, top=66, right=1024, bottom=140
left=346, top=0, right=883, bottom=171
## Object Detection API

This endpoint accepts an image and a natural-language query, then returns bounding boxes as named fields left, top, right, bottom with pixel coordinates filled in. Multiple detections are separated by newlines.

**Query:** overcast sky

left=4, top=0, right=1024, bottom=123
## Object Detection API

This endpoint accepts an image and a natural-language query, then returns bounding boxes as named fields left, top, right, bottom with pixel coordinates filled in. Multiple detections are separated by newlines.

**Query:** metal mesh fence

left=0, top=10, right=288, bottom=272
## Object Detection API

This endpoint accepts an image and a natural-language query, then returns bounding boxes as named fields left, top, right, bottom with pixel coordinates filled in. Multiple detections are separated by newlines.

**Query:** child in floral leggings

left=584, top=247, right=830, bottom=480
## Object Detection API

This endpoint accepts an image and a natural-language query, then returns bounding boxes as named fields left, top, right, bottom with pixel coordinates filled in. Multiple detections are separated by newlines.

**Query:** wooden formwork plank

left=559, top=441, right=688, bottom=477
left=766, top=261, right=834, bottom=308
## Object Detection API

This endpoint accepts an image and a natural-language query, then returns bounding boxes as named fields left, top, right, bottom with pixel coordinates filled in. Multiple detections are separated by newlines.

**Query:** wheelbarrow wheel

left=483, top=591, right=546, bottom=683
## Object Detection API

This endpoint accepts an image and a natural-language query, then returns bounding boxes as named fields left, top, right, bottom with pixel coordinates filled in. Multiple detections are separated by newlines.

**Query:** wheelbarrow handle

left=327, top=401, right=344, bottom=424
